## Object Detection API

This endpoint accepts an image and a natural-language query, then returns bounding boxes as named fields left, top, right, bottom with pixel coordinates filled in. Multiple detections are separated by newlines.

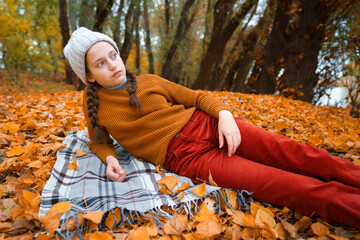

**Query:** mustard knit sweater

left=83, top=74, right=229, bottom=167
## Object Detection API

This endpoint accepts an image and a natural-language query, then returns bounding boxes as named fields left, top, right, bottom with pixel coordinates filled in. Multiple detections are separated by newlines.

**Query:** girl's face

left=86, top=41, right=126, bottom=87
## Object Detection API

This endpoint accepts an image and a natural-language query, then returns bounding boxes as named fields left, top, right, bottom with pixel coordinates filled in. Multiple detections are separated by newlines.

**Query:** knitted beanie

left=63, top=27, right=120, bottom=85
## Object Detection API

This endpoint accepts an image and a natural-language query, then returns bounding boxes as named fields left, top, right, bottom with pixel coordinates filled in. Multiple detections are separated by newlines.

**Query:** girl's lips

left=113, top=70, right=122, bottom=77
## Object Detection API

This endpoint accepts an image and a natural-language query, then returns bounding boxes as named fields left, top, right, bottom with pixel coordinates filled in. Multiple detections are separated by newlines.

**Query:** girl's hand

left=218, top=110, right=241, bottom=157
left=105, top=155, right=126, bottom=182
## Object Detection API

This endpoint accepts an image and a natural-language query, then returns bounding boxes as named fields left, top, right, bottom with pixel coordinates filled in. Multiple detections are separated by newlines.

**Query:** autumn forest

left=1, top=0, right=360, bottom=239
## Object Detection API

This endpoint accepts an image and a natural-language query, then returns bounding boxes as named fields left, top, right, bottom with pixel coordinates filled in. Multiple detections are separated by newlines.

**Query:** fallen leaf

left=192, top=182, right=206, bottom=198
left=208, top=170, right=218, bottom=187
left=1, top=122, right=20, bottom=134
left=49, top=202, right=72, bottom=215
left=196, top=219, right=222, bottom=239
left=128, top=227, right=150, bottom=240
left=280, top=219, right=297, bottom=238
left=87, top=231, right=114, bottom=240
left=156, top=165, right=164, bottom=174
left=6, top=145, right=25, bottom=157
left=73, top=149, right=87, bottom=158
left=164, top=213, right=188, bottom=235
left=83, top=211, right=104, bottom=224
left=67, top=160, right=79, bottom=171
left=157, top=176, right=179, bottom=191
left=311, top=222, right=330, bottom=236
left=255, top=207, right=276, bottom=228
left=40, top=209, right=60, bottom=234
left=173, top=181, right=190, bottom=196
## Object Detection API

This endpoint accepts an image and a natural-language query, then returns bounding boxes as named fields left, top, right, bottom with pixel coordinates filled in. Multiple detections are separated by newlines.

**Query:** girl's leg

left=168, top=144, right=360, bottom=229
left=230, top=117, right=360, bottom=189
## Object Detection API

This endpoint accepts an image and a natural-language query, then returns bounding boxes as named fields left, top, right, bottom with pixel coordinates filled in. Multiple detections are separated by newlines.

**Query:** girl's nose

left=108, top=60, right=116, bottom=70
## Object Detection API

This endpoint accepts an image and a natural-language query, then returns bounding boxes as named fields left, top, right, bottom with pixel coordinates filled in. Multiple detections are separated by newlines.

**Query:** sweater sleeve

left=83, top=89, right=117, bottom=165
left=152, top=75, right=230, bottom=118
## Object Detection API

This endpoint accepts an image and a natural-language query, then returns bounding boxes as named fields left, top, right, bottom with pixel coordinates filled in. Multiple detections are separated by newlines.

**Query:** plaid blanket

left=39, top=130, right=251, bottom=238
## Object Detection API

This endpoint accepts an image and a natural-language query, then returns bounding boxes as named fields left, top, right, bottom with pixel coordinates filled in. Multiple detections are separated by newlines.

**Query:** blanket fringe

left=55, top=188, right=253, bottom=239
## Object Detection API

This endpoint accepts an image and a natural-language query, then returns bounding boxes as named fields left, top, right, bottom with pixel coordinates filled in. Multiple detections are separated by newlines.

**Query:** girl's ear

left=87, top=73, right=96, bottom=83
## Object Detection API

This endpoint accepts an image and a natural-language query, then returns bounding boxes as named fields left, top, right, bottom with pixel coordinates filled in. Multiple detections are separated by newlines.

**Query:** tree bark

left=143, top=0, right=155, bottom=73
left=113, top=0, right=125, bottom=50
left=165, top=0, right=170, bottom=37
left=58, top=0, right=78, bottom=87
left=93, top=0, right=115, bottom=32
left=135, top=0, right=141, bottom=73
left=120, top=0, right=136, bottom=63
left=161, top=0, right=198, bottom=82
left=79, top=0, right=95, bottom=28
left=280, top=0, right=331, bottom=102
left=255, top=0, right=292, bottom=94
left=192, top=0, right=257, bottom=90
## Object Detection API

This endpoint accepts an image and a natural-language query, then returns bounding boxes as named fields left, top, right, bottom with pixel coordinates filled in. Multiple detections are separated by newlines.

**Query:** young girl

left=64, top=27, right=360, bottom=229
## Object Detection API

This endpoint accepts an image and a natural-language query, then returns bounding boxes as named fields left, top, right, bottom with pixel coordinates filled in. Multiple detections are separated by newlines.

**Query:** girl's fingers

left=219, top=132, right=224, bottom=148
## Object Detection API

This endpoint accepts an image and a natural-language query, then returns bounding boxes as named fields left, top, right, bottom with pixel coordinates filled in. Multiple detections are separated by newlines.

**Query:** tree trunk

left=113, top=0, right=125, bottom=50
left=143, top=0, right=155, bottom=73
left=58, top=0, right=77, bottom=87
left=79, top=0, right=95, bottom=28
left=192, top=0, right=257, bottom=90
left=165, top=0, right=170, bottom=37
left=68, top=0, right=77, bottom=31
left=280, top=0, right=332, bottom=102
left=255, top=0, right=292, bottom=94
left=161, top=0, right=198, bottom=82
left=93, top=0, right=115, bottom=32
left=135, top=0, right=141, bottom=74
left=120, top=0, right=136, bottom=63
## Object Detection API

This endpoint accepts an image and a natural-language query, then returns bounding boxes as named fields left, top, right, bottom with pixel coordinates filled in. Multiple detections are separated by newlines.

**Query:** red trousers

left=164, top=110, right=360, bottom=229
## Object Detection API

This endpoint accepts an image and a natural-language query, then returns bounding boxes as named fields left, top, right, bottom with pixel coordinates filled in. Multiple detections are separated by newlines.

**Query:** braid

left=126, top=70, right=142, bottom=110
left=86, top=82, right=111, bottom=144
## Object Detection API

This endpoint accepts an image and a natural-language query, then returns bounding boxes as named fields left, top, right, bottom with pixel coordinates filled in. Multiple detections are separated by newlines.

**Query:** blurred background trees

left=0, top=0, right=359, bottom=115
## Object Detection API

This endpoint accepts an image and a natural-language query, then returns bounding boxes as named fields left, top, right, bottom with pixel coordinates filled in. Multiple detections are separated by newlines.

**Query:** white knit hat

left=63, top=27, right=120, bottom=85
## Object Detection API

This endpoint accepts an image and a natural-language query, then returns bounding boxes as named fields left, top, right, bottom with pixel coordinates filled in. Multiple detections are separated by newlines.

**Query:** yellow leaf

left=105, top=208, right=121, bottom=229
left=49, top=202, right=72, bottom=215
left=73, top=149, right=88, bottom=158
left=0, top=185, right=8, bottom=198
left=311, top=222, right=330, bottom=236
left=193, top=200, right=218, bottom=223
left=208, top=170, right=218, bottom=187
left=274, top=222, right=288, bottom=240
left=83, top=211, right=104, bottom=224
left=196, top=219, right=222, bottom=239
left=177, top=191, right=185, bottom=201
left=157, top=176, right=179, bottom=191
left=192, top=182, right=206, bottom=198
left=309, top=133, right=322, bottom=146
left=88, top=231, right=113, bottom=240
left=173, top=181, right=190, bottom=196
left=158, top=185, right=172, bottom=195
left=280, top=219, right=297, bottom=238
left=0, top=222, right=12, bottom=231
left=22, top=190, right=36, bottom=204
left=128, top=226, right=150, bottom=240
left=6, top=145, right=25, bottom=157
left=67, top=160, right=79, bottom=171
left=1, top=122, right=20, bottom=134
left=163, top=213, right=188, bottom=235
left=40, top=209, right=60, bottom=234
left=225, top=189, right=238, bottom=210
left=156, top=165, right=164, bottom=174
left=255, top=207, right=276, bottom=228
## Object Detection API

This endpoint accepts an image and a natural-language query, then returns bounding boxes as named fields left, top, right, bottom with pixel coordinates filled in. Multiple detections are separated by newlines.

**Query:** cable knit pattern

left=83, top=74, right=230, bottom=166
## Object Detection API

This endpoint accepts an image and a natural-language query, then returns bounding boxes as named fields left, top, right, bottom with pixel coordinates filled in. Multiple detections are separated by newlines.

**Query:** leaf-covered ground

left=1, top=72, right=360, bottom=239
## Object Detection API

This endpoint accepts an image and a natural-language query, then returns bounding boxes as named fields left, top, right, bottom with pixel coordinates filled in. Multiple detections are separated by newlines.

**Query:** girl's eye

left=97, top=61, right=104, bottom=67
left=112, top=53, right=117, bottom=59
